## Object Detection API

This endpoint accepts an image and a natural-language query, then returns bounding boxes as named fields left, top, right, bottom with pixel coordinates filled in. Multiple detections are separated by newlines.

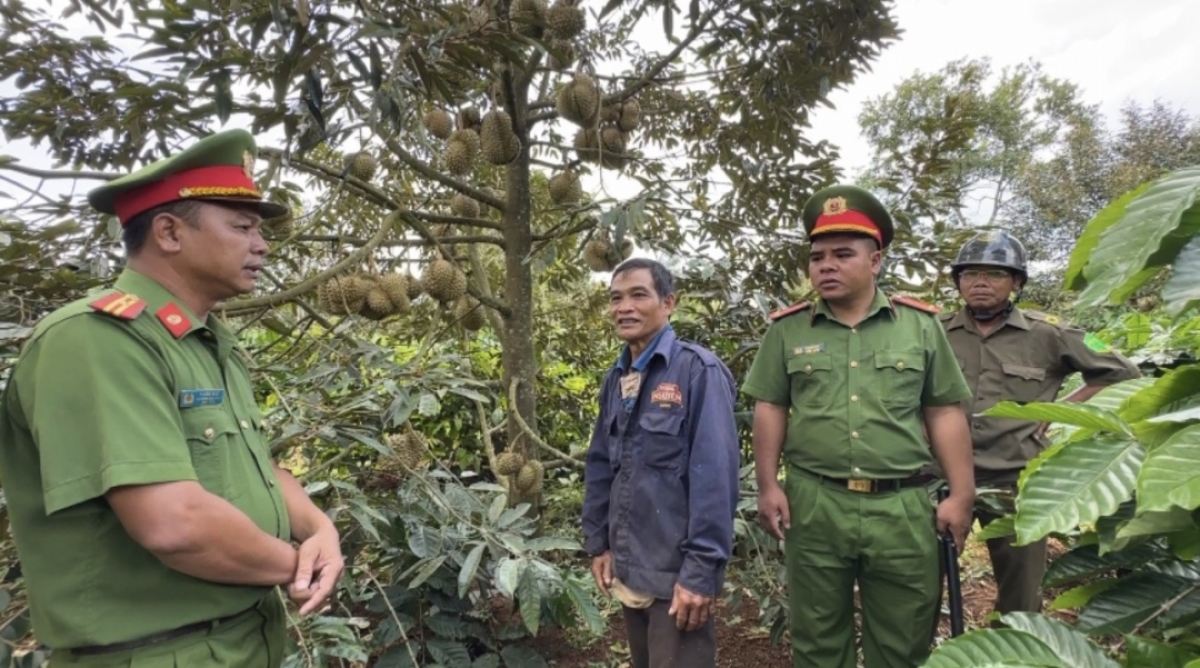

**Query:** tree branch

left=509, top=377, right=584, bottom=468
left=217, top=209, right=399, bottom=316
left=294, top=233, right=505, bottom=247
left=0, top=161, right=117, bottom=182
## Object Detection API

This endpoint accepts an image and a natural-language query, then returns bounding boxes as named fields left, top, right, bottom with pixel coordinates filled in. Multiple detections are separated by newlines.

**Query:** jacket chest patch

left=650, top=382, right=683, bottom=408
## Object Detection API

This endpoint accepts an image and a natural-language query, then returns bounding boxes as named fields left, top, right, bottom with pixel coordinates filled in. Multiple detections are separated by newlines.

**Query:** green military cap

left=87, top=129, right=289, bottom=227
left=801, top=184, right=894, bottom=248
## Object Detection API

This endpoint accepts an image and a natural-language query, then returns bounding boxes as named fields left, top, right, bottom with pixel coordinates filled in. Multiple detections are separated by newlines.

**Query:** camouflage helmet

left=951, top=230, right=1028, bottom=281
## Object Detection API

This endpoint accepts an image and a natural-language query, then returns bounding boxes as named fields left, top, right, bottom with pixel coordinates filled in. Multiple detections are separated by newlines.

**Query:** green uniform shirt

left=940, top=307, right=1141, bottom=473
left=0, top=269, right=290, bottom=650
left=742, top=289, right=971, bottom=479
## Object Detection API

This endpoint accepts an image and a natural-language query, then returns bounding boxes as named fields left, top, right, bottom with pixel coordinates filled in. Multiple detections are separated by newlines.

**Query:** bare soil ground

left=526, top=536, right=1069, bottom=667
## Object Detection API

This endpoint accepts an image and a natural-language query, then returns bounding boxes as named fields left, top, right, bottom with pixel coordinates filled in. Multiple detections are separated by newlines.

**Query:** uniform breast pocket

left=874, top=350, right=926, bottom=407
left=1001, top=363, right=1048, bottom=402
left=638, top=410, right=686, bottom=470
left=180, top=407, right=242, bottom=500
left=788, top=354, right=834, bottom=407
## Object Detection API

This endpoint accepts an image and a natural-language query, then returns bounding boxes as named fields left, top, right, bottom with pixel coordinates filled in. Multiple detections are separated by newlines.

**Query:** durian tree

left=0, top=0, right=900, bottom=501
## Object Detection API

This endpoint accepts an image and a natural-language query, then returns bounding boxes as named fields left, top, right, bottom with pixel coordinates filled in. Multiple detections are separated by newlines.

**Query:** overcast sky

left=807, top=0, right=1200, bottom=178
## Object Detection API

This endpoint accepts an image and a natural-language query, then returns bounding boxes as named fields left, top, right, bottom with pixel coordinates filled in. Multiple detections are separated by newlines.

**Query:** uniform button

left=805, top=364, right=813, bottom=372
left=896, top=361, right=906, bottom=369
left=853, top=467, right=862, bottom=475
left=851, top=395, right=859, bottom=402
left=850, top=361, right=858, bottom=368
left=204, top=427, right=215, bottom=439
left=851, top=431, right=859, bottom=439
left=240, top=419, right=250, bottom=429
left=851, top=327, right=858, bottom=334
left=268, top=479, right=276, bottom=487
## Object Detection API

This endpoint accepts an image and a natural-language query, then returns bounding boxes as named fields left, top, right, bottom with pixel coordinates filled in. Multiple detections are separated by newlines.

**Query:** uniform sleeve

left=678, top=357, right=740, bottom=597
left=922, top=316, right=972, bottom=406
left=1059, top=328, right=1142, bottom=386
left=741, top=320, right=789, bottom=405
left=17, top=317, right=196, bottom=515
left=581, top=372, right=616, bottom=556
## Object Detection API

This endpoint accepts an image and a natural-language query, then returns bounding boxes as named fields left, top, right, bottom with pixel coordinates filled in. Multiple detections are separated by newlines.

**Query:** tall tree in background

left=0, top=0, right=899, bottom=498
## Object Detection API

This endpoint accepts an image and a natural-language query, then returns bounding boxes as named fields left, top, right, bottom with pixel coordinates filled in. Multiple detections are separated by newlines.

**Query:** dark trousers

left=622, top=600, right=716, bottom=668
left=977, top=474, right=1047, bottom=614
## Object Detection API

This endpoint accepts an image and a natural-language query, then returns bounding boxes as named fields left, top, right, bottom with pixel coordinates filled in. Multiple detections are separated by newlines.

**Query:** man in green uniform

left=743, top=185, right=975, bottom=668
left=942, top=230, right=1140, bottom=615
left=0, top=130, right=344, bottom=666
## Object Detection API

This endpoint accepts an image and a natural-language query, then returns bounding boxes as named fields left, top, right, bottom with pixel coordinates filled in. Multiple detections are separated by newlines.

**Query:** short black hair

left=611, top=257, right=674, bottom=300
left=121, top=200, right=203, bottom=255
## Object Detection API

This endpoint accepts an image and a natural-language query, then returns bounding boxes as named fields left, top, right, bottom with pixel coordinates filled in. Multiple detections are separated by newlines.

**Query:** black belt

left=68, top=602, right=260, bottom=656
left=808, top=471, right=935, bottom=494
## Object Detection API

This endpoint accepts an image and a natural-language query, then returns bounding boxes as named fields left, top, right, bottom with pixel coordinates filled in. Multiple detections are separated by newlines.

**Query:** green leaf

left=975, top=515, right=1016, bottom=541
left=419, top=392, right=442, bottom=416
left=473, top=655, right=502, bottom=668
left=1125, top=635, right=1200, bottom=668
left=516, top=560, right=541, bottom=635
left=524, top=536, right=581, bottom=552
left=1122, top=366, right=1200, bottom=424
left=1138, top=424, right=1200, bottom=513
left=564, top=577, right=605, bottom=636
left=1014, top=436, right=1145, bottom=544
left=982, top=402, right=1130, bottom=436
left=458, top=543, right=486, bottom=598
left=998, top=612, right=1120, bottom=668
left=499, top=645, right=548, bottom=668
left=427, top=638, right=472, bottom=668
left=1117, top=506, right=1197, bottom=540
left=1077, top=167, right=1200, bottom=307
left=1048, top=579, right=1119, bottom=611
left=495, top=557, right=520, bottom=597
left=1168, top=526, right=1200, bottom=560
left=1164, top=235, right=1200, bottom=316
left=408, top=525, right=442, bottom=559
left=1044, top=542, right=1163, bottom=587
left=1065, top=181, right=1152, bottom=290
left=921, top=629, right=1063, bottom=668
left=407, top=554, right=448, bottom=589
left=426, top=612, right=468, bottom=639
left=1149, top=406, right=1200, bottom=424
left=1076, top=572, right=1193, bottom=635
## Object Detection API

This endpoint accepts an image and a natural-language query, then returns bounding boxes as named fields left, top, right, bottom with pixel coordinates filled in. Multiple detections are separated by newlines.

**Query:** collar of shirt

left=113, top=269, right=232, bottom=343
left=616, top=324, right=676, bottom=373
left=945, top=305, right=1030, bottom=334
left=811, top=288, right=894, bottom=326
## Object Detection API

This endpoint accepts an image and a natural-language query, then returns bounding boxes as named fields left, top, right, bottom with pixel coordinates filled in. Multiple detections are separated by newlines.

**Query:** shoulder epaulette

left=937, top=310, right=956, bottom=321
left=891, top=294, right=941, bottom=315
left=769, top=301, right=811, bottom=321
left=88, top=291, right=147, bottom=321
left=1024, top=310, right=1068, bottom=329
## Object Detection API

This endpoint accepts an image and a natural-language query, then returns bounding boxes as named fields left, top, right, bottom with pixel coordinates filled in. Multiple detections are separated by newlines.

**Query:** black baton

left=937, top=486, right=965, bottom=637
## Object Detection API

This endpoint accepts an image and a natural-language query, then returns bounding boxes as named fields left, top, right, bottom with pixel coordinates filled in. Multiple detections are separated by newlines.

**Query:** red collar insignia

left=156, top=303, right=193, bottom=338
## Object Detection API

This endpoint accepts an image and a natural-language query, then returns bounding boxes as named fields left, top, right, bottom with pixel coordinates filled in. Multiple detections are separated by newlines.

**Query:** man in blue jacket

left=582, top=258, right=740, bottom=668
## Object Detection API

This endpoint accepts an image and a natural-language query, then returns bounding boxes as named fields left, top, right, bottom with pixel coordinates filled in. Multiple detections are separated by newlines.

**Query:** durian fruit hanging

left=405, top=273, right=424, bottom=300
left=556, top=73, right=601, bottom=127
left=358, top=272, right=412, bottom=321
left=480, top=109, right=521, bottom=165
left=515, top=459, right=545, bottom=496
left=583, top=236, right=634, bottom=272
left=455, top=296, right=486, bottom=331
left=344, top=151, right=379, bottom=182
left=318, top=274, right=369, bottom=315
left=573, top=127, right=601, bottom=163
left=495, top=451, right=524, bottom=476
left=424, top=108, right=454, bottom=140
left=508, top=0, right=547, bottom=38
left=546, top=0, right=585, bottom=39
left=422, top=258, right=469, bottom=304
left=379, top=429, right=428, bottom=480
left=451, top=192, right=481, bottom=218
left=548, top=170, right=582, bottom=206
left=547, top=39, right=577, bottom=70
left=444, top=128, right=481, bottom=176
left=262, top=212, right=295, bottom=239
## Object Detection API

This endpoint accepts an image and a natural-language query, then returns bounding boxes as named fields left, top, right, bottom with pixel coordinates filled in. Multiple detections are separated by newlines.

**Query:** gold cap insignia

left=166, top=314, right=183, bottom=326
left=242, top=150, right=256, bottom=179
left=823, top=196, right=848, bottom=215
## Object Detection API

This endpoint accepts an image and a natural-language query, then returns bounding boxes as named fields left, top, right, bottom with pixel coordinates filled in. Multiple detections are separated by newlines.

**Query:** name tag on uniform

left=793, top=343, right=825, bottom=355
left=179, top=389, right=225, bottom=408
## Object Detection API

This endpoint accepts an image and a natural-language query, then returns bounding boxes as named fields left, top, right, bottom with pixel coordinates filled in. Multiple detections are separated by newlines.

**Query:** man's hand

left=591, top=551, right=613, bottom=597
left=288, top=525, right=345, bottom=615
left=756, top=482, right=791, bottom=541
left=936, top=494, right=973, bottom=554
left=667, top=583, right=714, bottom=632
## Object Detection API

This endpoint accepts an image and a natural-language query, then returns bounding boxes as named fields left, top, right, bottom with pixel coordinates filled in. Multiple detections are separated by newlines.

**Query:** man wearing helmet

left=941, top=230, right=1141, bottom=615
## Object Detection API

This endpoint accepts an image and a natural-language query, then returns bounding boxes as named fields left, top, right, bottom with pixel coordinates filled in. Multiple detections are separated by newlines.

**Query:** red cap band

left=113, top=165, right=262, bottom=225
left=810, top=210, right=883, bottom=245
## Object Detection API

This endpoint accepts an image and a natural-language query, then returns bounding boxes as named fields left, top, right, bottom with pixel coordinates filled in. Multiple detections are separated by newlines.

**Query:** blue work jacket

left=581, top=326, right=740, bottom=600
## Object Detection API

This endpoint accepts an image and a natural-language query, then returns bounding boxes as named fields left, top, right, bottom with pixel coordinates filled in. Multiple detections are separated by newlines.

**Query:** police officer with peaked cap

left=0, top=129, right=344, bottom=666
left=742, top=184, right=976, bottom=667
left=940, top=229, right=1140, bottom=615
